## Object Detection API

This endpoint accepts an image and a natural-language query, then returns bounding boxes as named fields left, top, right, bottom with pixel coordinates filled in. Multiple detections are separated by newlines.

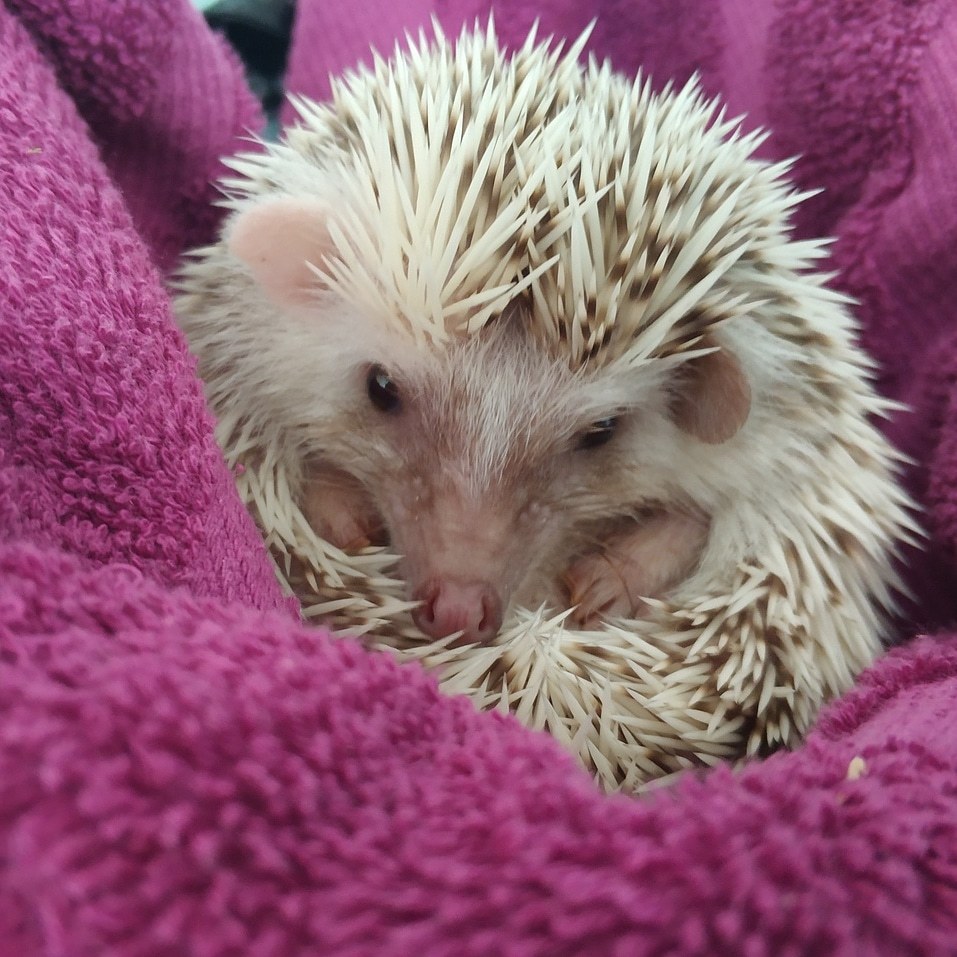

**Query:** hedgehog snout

left=411, top=578, right=503, bottom=645
left=381, top=483, right=542, bottom=643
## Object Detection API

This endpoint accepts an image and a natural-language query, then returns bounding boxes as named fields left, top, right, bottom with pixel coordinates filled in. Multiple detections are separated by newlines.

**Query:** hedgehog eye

left=577, top=416, right=619, bottom=450
left=366, top=364, right=401, bottom=413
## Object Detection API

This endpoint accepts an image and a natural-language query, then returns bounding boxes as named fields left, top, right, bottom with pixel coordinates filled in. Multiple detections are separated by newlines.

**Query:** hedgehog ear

left=227, top=196, right=334, bottom=307
left=672, top=337, right=751, bottom=444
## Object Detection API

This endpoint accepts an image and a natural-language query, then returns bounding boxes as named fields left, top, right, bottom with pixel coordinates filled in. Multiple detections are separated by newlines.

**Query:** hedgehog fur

left=173, top=21, right=916, bottom=792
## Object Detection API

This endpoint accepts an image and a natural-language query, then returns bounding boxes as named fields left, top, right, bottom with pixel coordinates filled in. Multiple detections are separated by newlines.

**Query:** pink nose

left=411, top=579, right=503, bottom=644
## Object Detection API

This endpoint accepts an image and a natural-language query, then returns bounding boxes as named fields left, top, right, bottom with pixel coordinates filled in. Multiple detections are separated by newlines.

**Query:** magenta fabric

left=1, top=0, right=957, bottom=954
left=0, top=0, right=284, bottom=606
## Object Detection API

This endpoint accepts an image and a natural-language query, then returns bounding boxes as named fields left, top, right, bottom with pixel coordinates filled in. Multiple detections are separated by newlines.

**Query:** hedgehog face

left=290, top=307, right=741, bottom=642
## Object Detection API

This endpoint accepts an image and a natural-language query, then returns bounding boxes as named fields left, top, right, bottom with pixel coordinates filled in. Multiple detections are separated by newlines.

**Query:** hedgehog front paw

left=563, top=551, right=643, bottom=628
left=301, top=468, right=385, bottom=550
left=562, top=511, right=710, bottom=628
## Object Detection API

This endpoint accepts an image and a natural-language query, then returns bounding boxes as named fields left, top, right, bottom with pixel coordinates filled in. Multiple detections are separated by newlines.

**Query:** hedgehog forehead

left=385, top=318, right=662, bottom=497
left=426, top=322, right=582, bottom=424
left=393, top=324, right=572, bottom=491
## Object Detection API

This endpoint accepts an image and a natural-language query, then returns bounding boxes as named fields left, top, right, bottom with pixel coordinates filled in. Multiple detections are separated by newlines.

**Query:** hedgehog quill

left=174, top=22, right=916, bottom=791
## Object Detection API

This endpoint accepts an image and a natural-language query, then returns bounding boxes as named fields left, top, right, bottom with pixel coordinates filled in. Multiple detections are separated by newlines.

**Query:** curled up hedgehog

left=174, top=22, right=915, bottom=791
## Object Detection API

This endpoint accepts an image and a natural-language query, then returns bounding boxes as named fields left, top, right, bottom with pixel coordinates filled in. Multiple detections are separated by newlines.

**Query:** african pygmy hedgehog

left=174, top=22, right=914, bottom=791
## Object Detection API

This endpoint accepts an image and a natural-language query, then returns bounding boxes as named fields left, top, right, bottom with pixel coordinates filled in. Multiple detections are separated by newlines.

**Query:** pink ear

left=227, top=196, right=333, bottom=307
left=672, top=338, right=751, bottom=444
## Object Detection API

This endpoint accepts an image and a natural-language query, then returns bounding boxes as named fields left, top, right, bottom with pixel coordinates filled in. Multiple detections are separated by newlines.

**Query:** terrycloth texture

left=3, top=544, right=957, bottom=955
left=4, top=0, right=264, bottom=275
left=1, top=1, right=957, bottom=955
left=0, top=0, right=284, bottom=606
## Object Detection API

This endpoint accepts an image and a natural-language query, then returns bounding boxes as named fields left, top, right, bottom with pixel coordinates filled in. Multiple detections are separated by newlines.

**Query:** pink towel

left=0, top=0, right=283, bottom=606
left=1, top=0, right=956, bottom=953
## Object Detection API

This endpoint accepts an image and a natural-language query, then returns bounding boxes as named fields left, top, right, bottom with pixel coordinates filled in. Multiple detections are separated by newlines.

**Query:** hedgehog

left=173, top=21, right=916, bottom=792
